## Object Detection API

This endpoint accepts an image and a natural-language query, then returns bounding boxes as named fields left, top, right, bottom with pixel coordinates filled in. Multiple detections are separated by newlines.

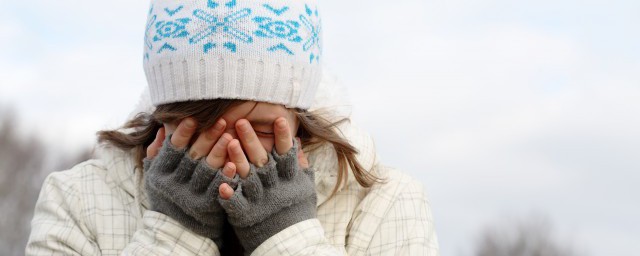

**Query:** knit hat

left=143, top=0, right=323, bottom=109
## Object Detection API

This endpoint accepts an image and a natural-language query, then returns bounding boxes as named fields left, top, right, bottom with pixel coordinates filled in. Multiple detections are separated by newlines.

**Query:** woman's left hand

left=215, top=116, right=317, bottom=254
left=218, top=117, right=309, bottom=199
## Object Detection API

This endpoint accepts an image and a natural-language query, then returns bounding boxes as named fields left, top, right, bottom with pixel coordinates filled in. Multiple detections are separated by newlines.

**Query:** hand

left=216, top=117, right=317, bottom=254
left=147, top=118, right=234, bottom=172
left=144, top=117, right=239, bottom=248
left=218, top=117, right=310, bottom=199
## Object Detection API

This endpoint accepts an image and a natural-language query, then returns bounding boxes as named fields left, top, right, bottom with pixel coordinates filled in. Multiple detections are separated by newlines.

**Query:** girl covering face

left=27, top=1, right=440, bottom=255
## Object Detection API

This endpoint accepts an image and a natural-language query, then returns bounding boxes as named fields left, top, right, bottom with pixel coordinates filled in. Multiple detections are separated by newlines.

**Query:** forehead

left=222, top=101, right=294, bottom=125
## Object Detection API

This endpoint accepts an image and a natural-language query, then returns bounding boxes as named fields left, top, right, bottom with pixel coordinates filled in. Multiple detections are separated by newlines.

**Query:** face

left=163, top=101, right=299, bottom=153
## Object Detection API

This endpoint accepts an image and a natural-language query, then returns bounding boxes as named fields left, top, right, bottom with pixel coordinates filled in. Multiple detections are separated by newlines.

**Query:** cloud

left=0, top=1, right=150, bottom=150
left=1, top=0, right=639, bottom=255
left=0, top=42, right=146, bottom=150
left=318, top=1, right=640, bottom=255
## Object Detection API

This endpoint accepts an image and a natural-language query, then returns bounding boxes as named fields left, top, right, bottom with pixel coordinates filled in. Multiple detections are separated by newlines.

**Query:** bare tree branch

left=0, top=106, right=92, bottom=255
left=473, top=214, right=581, bottom=256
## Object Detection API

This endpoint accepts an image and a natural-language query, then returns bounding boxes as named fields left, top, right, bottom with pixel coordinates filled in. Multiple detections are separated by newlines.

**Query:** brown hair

left=96, top=99, right=381, bottom=196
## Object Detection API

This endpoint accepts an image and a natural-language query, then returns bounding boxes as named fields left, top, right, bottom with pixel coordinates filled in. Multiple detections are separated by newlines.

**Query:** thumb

left=296, top=137, right=309, bottom=169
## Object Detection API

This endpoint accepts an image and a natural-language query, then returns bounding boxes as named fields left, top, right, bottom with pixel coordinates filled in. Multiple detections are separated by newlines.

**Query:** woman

left=27, top=0, right=439, bottom=255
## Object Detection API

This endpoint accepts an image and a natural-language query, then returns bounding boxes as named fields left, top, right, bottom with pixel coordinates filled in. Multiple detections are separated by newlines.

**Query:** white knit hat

left=143, top=0, right=323, bottom=109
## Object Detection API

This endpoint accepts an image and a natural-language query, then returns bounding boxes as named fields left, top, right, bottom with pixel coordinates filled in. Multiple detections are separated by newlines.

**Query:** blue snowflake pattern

left=268, top=43, right=294, bottom=55
left=253, top=17, right=302, bottom=42
left=207, top=0, right=237, bottom=9
left=262, top=4, right=289, bottom=16
left=150, top=5, right=191, bottom=54
left=189, top=8, right=253, bottom=53
left=204, top=42, right=216, bottom=53
left=164, top=6, right=184, bottom=16
left=144, top=3, right=321, bottom=60
left=299, top=4, right=321, bottom=63
left=225, top=0, right=237, bottom=8
left=253, top=5, right=301, bottom=56
left=154, top=18, right=191, bottom=40
left=144, top=5, right=157, bottom=60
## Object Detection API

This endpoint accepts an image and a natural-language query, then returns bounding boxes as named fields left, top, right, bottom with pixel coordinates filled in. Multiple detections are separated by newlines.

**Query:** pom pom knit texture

left=143, top=0, right=323, bottom=109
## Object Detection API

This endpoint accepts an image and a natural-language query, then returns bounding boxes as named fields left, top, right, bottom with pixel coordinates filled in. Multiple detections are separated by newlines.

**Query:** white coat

left=26, top=72, right=440, bottom=255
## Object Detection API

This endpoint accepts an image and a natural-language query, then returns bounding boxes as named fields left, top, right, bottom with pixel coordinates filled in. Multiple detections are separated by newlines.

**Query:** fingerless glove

left=143, top=134, right=239, bottom=248
left=219, top=140, right=317, bottom=254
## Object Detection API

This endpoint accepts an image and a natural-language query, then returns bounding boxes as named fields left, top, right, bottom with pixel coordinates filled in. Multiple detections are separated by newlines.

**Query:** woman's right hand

left=146, top=118, right=234, bottom=175
left=143, top=117, right=238, bottom=249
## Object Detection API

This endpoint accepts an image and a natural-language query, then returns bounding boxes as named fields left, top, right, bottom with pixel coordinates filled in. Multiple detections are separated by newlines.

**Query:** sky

left=1, top=0, right=639, bottom=255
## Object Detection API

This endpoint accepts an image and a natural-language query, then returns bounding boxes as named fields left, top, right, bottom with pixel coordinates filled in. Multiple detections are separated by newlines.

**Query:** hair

left=96, top=99, right=381, bottom=197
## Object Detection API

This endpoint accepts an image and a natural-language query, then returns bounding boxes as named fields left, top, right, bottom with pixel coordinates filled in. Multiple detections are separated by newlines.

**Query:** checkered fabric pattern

left=26, top=117, right=439, bottom=255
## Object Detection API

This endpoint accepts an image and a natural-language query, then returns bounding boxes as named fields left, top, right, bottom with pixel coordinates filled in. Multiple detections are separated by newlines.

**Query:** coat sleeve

left=250, top=172, right=440, bottom=256
left=26, top=170, right=221, bottom=256
left=251, top=219, right=344, bottom=256
left=345, top=170, right=440, bottom=256
left=122, top=211, right=220, bottom=255
left=361, top=179, right=440, bottom=255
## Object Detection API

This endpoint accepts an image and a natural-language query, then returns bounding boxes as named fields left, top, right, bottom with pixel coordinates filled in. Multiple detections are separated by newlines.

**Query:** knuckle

left=188, top=150, right=200, bottom=160
left=242, top=135, right=255, bottom=145
left=232, top=155, right=245, bottom=164
left=211, top=148, right=226, bottom=158
left=205, top=155, right=216, bottom=165
left=279, top=138, right=292, bottom=146
left=178, top=128, right=192, bottom=138
left=277, top=125, right=290, bottom=134
left=212, top=143, right=225, bottom=153
left=206, top=127, right=223, bottom=141
left=204, top=130, right=216, bottom=140
left=232, top=144, right=243, bottom=155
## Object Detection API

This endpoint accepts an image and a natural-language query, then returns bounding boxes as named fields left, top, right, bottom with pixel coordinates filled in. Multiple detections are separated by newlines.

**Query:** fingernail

left=237, top=120, right=249, bottom=132
left=277, top=118, right=287, bottom=129
left=220, top=133, right=231, bottom=144
left=184, top=118, right=195, bottom=128
left=229, top=140, right=241, bottom=153
left=214, top=119, right=225, bottom=131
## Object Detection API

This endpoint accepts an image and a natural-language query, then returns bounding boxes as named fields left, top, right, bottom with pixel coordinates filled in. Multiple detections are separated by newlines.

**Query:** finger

left=188, top=119, right=226, bottom=160
left=297, top=138, right=310, bottom=169
left=235, top=119, right=268, bottom=167
left=274, top=117, right=293, bottom=155
left=219, top=183, right=235, bottom=200
left=146, top=127, right=166, bottom=159
left=222, top=162, right=236, bottom=178
left=206, top=133, right=233, bottom=169
left=228, top=139, right=251, bottom=179
left=171, top=118, right=197, bottom=149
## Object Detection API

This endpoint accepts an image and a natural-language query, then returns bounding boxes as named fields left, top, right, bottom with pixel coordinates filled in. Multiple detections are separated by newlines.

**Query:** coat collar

left=96, top=144, right=151, bottom=210
left=307, top=120, right=378, bottom=206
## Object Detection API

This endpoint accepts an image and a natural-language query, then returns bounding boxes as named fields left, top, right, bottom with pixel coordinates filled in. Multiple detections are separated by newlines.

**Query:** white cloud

left=0, top=0, right=149, bottom=150
left=320, top=2, right=640, bottom=254
left=0, top=40, right=146, bottom=150
left=1, top=0, right=639, bottom=255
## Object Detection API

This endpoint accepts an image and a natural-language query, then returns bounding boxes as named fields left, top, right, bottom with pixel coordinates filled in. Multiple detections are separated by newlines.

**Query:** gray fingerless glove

left=143, top=134, right=239, bottom=248
left=218, top=140, right=317, bottom=255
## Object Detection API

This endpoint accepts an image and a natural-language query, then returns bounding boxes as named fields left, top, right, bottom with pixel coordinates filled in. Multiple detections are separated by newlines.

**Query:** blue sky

left=1, top=0, right=639, bottom=255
